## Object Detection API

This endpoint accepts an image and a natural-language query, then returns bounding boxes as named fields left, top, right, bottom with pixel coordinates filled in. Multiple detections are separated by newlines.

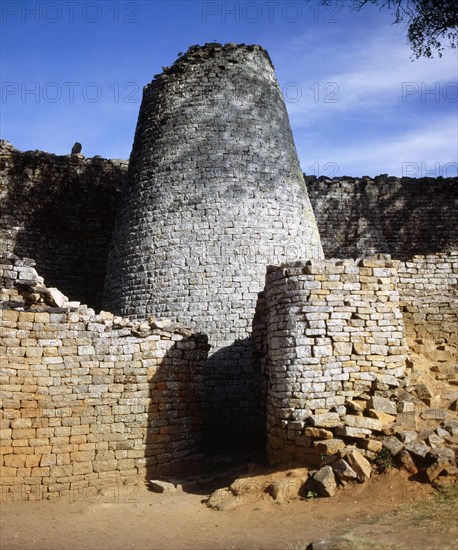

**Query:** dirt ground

left=1, top=468, right=457, bottom=550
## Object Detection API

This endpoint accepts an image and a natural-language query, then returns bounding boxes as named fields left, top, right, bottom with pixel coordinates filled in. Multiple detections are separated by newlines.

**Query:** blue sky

left=1, top=0, right=457, bottom=177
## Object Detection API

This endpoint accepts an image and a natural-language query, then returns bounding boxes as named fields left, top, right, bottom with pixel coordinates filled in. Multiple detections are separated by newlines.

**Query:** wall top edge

left=146, top=42, right=274, bottom=86
left=304, top=174, right=458, bottom=185
left=0, top=141, right=128, bottom=166
left=2, top=143, right=455, bottom=185
left=266, top=252, right=458, bottom=277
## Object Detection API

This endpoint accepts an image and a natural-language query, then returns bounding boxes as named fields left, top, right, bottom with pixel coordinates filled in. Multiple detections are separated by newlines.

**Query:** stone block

left=149, top=480, right=177, bottom=493
left=311, top=465, right=337, bottom=497
left=333, top=342, right=352, bottom=356
left=405, top=441, right=430, bottom=459
left=399, top=450, right=418, bottom=475
left=4, top=454, right=27, bottom=468
left=368, top=396, right=397, bottom=415
left=73, top=461, right=93, bottom=475
left=381, top=436, right=404, bottom=455
left=304, top=428, right=333, bottom=439
left=368, top=410, right=396, bottom=427
left=314, top=439, right=345, bottom=455
left=313, top=345, right=333, bottom=358
left=332, top=458, right=357, bottom=482
left=345, top=450, right=372, bottom=482
left=309, top=413, right=340, bottom=428
left=268, top=477, right=304, bottom=502
left=344, top=415, right=382, bottom=431
left=334, top=426, right=371, bottom=438
left=93, top=459, right=118, bottom=473
left=353, top=343, right=371, bottom=355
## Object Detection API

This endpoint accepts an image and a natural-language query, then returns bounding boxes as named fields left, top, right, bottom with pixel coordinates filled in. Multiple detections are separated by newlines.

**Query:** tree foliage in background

left=317, top=0, right=458, bottom=58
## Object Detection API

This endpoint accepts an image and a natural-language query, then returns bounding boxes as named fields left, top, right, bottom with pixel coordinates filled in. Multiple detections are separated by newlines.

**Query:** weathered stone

left=206, top=488, right=239, bottom=511
left=368, top=396, right=397, bottom=415
left=436, top=427, right=451, bottom=439
left=334, top=426, right=371, bottom=438
left=397, top=401, right=415, bottom=413
left=426, top=458, right=456, bottom=482
left=46, top=288, right=68, bottom=308
left=148, top=480, right=177, bottom=493
left=399, top=450, right=418, bottom=474
left=305, top=428, right=334, bottom=439
left=309, top=413, right=340, bottom=428
left=368, top=410, right=396, bottom=427
left=428, top=446, right=455, bottom=463
left=421, top=408, right=448, bottom=420
left=405, top=441, right=430, bottom=459
left=381, top=436, right=404, bottom=456
left=268, top=478, right=304, bottom=502
left=396, top=430, right=418, bottom=444
left=331, top=458, right=357, bottom=483
left=414, top=383, right=434, bottom=402
left=426, top=434, right=445, bottom=448
left=359, top=439, right=383, bottom=453
left=345, top=450, right=372, bottom=482
left=345, top=400, right=367, bottom=413
left=443, top=420, right=458, bottom=437
left=314, top=439, right=345, bottom=455
left=353, top=343, right=371, bottom=355
left=311, top=465, right=337, bottom=497
left=344, top=415, right=382, bottom=432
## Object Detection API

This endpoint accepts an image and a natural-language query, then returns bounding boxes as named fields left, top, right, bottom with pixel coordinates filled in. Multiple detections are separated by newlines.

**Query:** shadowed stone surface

left=103, top=43, right=323, bottom=443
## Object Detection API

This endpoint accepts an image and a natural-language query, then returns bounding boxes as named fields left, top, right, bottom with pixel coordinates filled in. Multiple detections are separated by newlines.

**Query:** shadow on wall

left=202, top=337, right=265, bottom=453
left=145, top=335, right=209, bottom=481
left=308, top=177, right=458, bottom=260
left=0, top=154, right=122, bottom=309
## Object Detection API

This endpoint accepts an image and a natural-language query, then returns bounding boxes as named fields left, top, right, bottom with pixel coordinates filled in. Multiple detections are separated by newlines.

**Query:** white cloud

left=296, top=114, right=458, bottom=176
left=275, top=22, right=458, bottom=176
left=284, top=33, right=457, bottom=126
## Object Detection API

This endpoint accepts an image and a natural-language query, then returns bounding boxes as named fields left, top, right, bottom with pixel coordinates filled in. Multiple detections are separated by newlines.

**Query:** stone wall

left=0, top=141, right=126, bottom=310
left=257, top=257, right=408, bottom=464
left=307, top=175, right=458, bottom=260
left=0, top=253, right=209, bottom=500
left=398, top=253, right=458, bottom=344
left=103, top=43, right=323, bottom=445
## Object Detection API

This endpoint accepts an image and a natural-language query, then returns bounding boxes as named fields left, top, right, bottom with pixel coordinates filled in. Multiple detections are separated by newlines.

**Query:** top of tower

left=150, top=42, right=274, bottom=83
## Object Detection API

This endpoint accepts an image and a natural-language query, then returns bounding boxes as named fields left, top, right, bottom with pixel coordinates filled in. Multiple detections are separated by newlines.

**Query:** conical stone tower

left=104, top=43, right=324, bottom=444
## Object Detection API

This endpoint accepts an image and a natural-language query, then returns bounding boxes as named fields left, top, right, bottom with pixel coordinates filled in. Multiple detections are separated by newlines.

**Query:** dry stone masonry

left=398, top=253, right=458, bottom=344
left=103, top=43, right=323, bottom=443
left=256, top=257, right=409, bottom=464
left=307, top=175, right=458, bottom=260
left=0, top=140, right=126, bottom=310
left=1, top=253, right=209, bottom=500
left=0, top=43, right=457, bottom=500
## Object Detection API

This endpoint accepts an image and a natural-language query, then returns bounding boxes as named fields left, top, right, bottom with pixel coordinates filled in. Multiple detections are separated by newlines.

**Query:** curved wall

left=103, top=43, right=323, bottom=442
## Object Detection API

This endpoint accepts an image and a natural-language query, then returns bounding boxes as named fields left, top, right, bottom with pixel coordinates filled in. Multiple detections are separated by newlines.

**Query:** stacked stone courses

left=0, top=141, right=125, bottom=309
left=1, top=144, right=456, bottom=322
left=1, top=43, right=457, bottom=497
left=257, top=257, right=408, bottom=463
left=103, top=43, right=323, bottom=441
left=1, top=254, right=208, bottom=500
left=306, top=175, right=458, bottom=260
left=104, top=43, right=323, bottom=325
left=397, top=253, right=458, bottom=344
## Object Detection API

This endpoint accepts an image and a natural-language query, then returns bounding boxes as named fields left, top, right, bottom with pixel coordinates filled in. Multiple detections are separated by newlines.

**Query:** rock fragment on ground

left=310, top=465, right=337, bottom=497
left=148, top=480, right=177, bottom=493
left=345, top=450, right=372, bottom=482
